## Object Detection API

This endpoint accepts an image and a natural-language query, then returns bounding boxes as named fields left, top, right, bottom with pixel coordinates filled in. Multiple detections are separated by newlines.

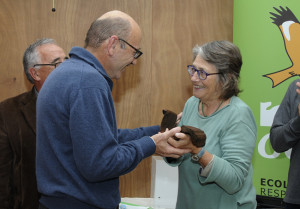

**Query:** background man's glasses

left=187, top=65, right=222, bottom=80
left=33, top=62, right=62, bottom=69
left=119, top=38, right=143, bottom=59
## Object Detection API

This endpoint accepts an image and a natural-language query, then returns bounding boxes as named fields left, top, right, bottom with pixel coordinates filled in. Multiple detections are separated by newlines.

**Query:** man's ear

left=107, top=35, right=118, bottom=56
left=28, top=67, right=40, bottom=81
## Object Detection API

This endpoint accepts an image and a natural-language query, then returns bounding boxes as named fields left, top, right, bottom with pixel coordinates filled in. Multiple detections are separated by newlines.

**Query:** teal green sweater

left=166, top=96, right=257, bottom=209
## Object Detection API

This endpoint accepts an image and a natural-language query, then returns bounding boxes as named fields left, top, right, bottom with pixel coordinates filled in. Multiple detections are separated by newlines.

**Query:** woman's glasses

left=187, top=65, right=222, bottom=80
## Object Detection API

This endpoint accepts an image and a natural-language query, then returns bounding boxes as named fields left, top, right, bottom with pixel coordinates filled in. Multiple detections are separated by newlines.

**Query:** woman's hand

left=153, top=127, right=191, bottom=158
left=176, top=112, right=182, bottom=125
left=168, top=132, right=202, bottom=155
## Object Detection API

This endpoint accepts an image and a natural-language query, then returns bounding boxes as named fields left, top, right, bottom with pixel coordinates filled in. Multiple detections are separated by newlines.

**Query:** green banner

left=233, top=0, right=300, bottom=199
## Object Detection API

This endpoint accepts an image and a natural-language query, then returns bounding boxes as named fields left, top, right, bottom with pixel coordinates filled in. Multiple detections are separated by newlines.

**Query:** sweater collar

left=69, top=47, right=113, bottom=90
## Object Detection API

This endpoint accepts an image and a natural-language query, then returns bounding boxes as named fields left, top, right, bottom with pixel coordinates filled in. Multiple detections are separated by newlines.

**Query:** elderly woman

left=166, top=40, right=257, bottom=209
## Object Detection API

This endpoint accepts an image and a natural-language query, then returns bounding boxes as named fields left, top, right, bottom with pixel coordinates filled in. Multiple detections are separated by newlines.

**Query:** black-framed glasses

left=33, top=62, right=62, bottom=69
left=187, top=65, right=222, bottom=80
left=119, top=38, right=143, bottom=59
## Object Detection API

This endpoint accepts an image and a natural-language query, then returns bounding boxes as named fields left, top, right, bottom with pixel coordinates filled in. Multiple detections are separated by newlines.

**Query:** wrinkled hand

left=176, top=112, right=182, bottom=126
left=296, top=82, right=300, bottom=94
left=168, top=132, right=202, bottom=155
left=297, top=82, right=300, bottom=116
left=152, top=127, right=191, bottom=158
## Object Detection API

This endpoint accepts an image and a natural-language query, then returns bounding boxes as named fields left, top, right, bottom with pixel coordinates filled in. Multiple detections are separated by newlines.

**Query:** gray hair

left=192, top=40, right=242, bottom=100
left=23, top=38, right=56, bottom=84
left=84, top=17, right=131, bottom=48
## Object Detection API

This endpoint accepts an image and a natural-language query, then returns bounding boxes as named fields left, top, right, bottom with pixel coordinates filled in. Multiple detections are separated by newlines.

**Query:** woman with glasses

left=165, top=40, right=257, bottom=209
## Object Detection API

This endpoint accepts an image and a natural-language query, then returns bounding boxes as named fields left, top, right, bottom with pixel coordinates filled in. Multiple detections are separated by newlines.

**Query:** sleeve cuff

left=200, top=155, right=214, bottom=177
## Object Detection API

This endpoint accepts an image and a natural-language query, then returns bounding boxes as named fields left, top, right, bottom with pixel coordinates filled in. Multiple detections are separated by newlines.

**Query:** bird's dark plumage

left=160, top=109, right=206, bottom=147
left=270, top=6, right=299, bottom=26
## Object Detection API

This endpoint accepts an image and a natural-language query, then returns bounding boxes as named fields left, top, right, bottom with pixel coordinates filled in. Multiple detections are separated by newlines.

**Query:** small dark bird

left=160, top=109, right=206, bottom=147
left=160, top=109, right=178, bottom=132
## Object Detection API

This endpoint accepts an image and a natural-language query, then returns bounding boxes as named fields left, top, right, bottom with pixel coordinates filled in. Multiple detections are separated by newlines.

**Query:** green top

left=166, top=96, right=257, bottom=209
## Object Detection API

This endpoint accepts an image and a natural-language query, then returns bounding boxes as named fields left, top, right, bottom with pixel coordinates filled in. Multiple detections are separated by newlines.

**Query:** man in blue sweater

left=36, top=10, right=189, bottom=209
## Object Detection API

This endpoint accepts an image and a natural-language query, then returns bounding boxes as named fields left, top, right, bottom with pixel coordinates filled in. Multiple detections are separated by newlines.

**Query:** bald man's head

left=84, top=10, right=140, bottom=49
left=98, top=10, right=133, bottom=21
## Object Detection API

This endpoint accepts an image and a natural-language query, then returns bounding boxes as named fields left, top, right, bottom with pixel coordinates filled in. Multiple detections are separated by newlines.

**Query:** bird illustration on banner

left=263, top=6, right=300, bottom=88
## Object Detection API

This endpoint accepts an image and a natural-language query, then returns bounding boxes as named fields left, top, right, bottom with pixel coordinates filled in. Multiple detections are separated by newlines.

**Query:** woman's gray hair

left=23, top=38, right=56, bottom=84
left=84, top=17, right=131, bottom=48
left=192, top=40, right=242, bottom=100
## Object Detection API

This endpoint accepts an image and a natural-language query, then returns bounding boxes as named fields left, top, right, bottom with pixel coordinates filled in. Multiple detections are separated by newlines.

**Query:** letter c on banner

left=258, top=134, right=280, bottom=158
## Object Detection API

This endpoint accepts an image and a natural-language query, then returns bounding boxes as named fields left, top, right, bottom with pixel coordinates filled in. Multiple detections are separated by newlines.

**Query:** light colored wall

left=0, top=0, right=233, bottom=197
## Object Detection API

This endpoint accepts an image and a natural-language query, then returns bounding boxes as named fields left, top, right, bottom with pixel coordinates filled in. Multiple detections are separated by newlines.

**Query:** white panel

left=151, top=156, right=178, bottom=209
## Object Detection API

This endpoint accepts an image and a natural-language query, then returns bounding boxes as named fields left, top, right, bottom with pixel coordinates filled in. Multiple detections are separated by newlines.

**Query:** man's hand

left=296, top=82, right=300, bottom=116
left=152, top=127, right=191, bottom=158
left=296, top=82, right=300, bottom=95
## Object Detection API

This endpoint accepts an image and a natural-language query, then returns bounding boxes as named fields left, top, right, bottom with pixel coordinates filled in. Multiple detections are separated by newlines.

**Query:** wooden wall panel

left=112, top=0, right=154, bottom=198
left=151, top=0, right=234, bottom=124
left=0, top=0, right=233, bottom=198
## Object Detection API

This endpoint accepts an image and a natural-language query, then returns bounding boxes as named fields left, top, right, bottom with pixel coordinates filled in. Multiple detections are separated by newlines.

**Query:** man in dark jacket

left=0, top=38, right=67, bottom=209
left=270, top=79, right=300, bottom=209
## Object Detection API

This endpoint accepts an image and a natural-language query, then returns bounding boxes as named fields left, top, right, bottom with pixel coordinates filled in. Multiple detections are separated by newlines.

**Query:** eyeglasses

left=187, top=65, right=222, bottom=80
left=119, top=38, right=143, bottom=59
left=33, top=62, right=62, bottom=69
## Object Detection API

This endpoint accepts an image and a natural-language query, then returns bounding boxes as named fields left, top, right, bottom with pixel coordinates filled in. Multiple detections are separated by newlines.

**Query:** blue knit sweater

left=36, top=47, right=159, bottom=209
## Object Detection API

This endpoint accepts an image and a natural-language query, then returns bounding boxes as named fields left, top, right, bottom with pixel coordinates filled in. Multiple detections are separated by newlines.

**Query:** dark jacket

left=270, top=79, right=300, bottom=205
left=0, top=87, right=39, bottom=209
